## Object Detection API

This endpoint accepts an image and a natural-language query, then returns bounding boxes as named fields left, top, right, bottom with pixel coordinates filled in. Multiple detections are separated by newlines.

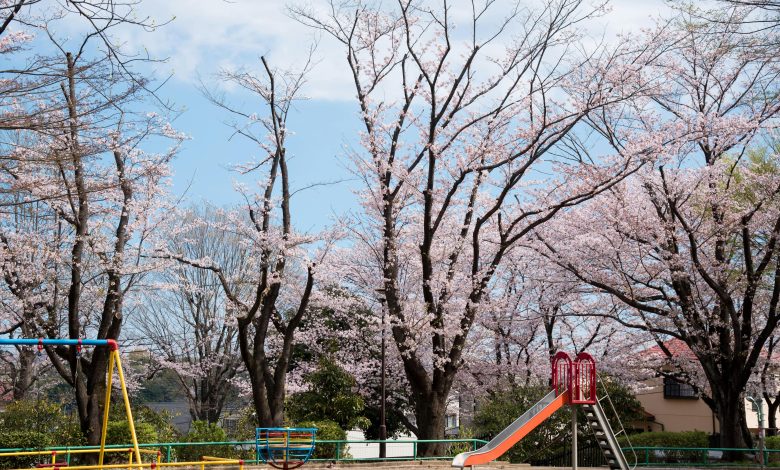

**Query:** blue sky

left=45, top=0, right=671, bottom=231
left=167, top=83, right=363, bottom=232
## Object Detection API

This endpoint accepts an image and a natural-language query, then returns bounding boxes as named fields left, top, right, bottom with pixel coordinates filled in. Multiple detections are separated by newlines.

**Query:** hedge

left=619, top=431, right=709, bottom=448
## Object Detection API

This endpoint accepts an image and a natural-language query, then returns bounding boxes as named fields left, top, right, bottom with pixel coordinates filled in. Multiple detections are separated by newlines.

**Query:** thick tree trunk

left=12, top=347, right=36, bottom=400
left=246, top=360, right=284, bottom=427
left=713, top=384, right=751, bottom=460
left=190, top=394, right=223, bottom=424
left=414, top=391, right=447, bottom=457
left=250, top=383, right=284, bottom=427
left=75, top=347, right=113, bottom=449
left=83, top=386, right=106, bottom=447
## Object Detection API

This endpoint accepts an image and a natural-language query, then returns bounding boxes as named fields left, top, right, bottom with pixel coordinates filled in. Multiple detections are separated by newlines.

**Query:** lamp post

left=748, top=396, right=766, bottom=469
left=376, top=288, right=387, bottom=459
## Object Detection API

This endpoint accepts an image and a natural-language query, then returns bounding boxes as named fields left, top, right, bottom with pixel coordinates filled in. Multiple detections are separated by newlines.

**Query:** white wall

left=344, top=430, right=417, bottom=459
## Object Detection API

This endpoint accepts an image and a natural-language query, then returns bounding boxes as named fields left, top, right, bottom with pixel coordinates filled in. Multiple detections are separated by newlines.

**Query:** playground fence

left=0, top=438, right=486, bottom=466
left=629, top=446, right=780, bottom=467
left=7, top=441, right=780, bottom=467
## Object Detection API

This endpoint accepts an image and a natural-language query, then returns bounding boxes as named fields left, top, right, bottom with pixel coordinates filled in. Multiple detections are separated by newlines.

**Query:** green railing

left=308, top=439, right=486, bottom=462
left=0, top=438, right=487, bottom=464
left=627, top=446, right=780, bottom=467
left=4, top=441, right=780, bottom=467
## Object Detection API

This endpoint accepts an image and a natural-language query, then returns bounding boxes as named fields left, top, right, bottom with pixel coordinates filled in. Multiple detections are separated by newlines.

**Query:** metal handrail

left=0, top=438, right=488, bottom=463
left=596, top=375, right=638, bottom=469
left=624, top=446, right=780, bottom=467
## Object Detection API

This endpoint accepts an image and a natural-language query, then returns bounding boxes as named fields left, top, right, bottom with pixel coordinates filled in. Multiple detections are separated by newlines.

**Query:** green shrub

left=287, top=359, right=369, bottom=431
left=99, top=421, right=159, bottom=464
left=0, top=399, right=83, bottom=469
left=619, top=431, right=710, bottom=464
left=106, top=420, right=159, bottom=445
left=0, top=431, right=53, bottom=469
left=228, top=407, right=257, bottom=441
left=619, top=430, right=709, bottom=448
left=102, top=404, right=178, bottom=462
left=295, top=420, right=346, bottom=460
left=766, top=436, right=780, bottom=450
left=178, top=421, right=232, bottom=461
left=134, top=406, right=179, bottom=444
left=447, top=427, right=476, bottom=456
left=0, top=399, right=83, bottom=445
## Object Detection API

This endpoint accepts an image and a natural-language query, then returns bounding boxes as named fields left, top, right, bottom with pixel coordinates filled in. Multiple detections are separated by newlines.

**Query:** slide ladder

left=582, top=378, right=636, bottom=470
left=451, top=390, right=566, bottom=468
left=583, top=401, right=630, bottom=470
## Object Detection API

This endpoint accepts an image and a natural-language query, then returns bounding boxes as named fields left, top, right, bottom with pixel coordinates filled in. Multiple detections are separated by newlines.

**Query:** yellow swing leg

left=98, top=349, right=142, bottom=469
left=98, top=351, right=115, bottom=469
left=114, top=350, right=142, bottom=465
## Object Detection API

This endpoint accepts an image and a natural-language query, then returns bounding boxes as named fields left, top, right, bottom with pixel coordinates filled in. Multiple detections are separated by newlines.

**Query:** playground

left=3, top=340, right=778, bottom=470
left=0, top=338, right=641, bottom=470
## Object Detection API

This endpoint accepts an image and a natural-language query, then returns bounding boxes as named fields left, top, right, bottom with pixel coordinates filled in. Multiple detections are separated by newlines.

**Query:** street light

left=748, top=395, right=766, bottom=469
left=375, top=288, right=387, bottom=459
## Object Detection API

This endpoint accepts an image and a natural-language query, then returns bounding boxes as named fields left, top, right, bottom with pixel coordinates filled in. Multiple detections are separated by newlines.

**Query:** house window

left=220, top=417, right=238, bottom=435
left=663, top=376, right=697, bottom=399
left=446, top=414, right=458, bottom=429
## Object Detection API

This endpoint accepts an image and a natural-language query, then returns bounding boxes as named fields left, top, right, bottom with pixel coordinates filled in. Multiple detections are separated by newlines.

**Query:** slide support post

left=571, top=408, right=578, bottom=470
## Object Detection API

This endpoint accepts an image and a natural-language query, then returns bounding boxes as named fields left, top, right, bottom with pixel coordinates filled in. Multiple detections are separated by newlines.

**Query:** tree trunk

left=203, top=400, right=221, bottom=424
left=250, top=384, right=284, bottom=427
left=12, top=347, right=36, bottom=400
left=714, top=384, right=751, bottom=460
left=247, top=360, right=284, bottom=427
left=766, top=397, right=779, bottom=437
left=75, top=347, right=113, bottom=449
left=414, top=391, right=447, bottom=457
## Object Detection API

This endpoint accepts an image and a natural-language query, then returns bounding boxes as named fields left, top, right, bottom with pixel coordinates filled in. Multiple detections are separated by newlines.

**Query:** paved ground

left=247, top=464, right=773, bottom=470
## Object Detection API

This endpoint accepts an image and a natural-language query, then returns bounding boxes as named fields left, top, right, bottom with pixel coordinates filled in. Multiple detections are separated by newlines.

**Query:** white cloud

left=124, top=0, right=672, bottom=102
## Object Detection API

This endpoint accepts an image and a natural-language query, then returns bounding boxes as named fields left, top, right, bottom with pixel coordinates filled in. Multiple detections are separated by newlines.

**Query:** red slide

left=451, top=390, right=567, bottom=468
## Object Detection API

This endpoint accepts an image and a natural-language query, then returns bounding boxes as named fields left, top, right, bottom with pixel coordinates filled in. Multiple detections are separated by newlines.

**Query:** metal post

left=113, top=350, right=142, bottom=465
left=572, top=408, right=578, bottom=470
left=377, top=289, right=387, bottom=459
left=99, top=350, right=116, bottom=469
left=748, top=396, right=766, bottom=470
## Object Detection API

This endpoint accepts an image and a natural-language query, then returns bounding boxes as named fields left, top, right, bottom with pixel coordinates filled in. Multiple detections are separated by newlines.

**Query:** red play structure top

left=551, top=351, right=596, bottom=405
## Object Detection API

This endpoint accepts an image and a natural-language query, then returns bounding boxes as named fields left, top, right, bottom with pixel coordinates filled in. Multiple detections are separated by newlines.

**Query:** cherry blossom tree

left=294, top=0, right=662, bottom=452
left=0, top=1, right=172, bottom=139
left=0, top=0, right=182, bottom=446
left=539, top=8, right=780, bottom=451
left=165, top=56, right=337, bottom=427
left=134, top=206, right=246, bottom=423
left=0, top=196, right=62, bottom=399
left=457, top=252, right=639, bottom=399
left=0, top=48, right=181, bottom=450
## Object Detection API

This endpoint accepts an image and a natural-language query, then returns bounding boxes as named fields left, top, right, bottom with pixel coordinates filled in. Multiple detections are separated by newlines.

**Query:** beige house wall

left=635, top=385, right=719, bottom=434
left=745, top=398, right=780, bottom=432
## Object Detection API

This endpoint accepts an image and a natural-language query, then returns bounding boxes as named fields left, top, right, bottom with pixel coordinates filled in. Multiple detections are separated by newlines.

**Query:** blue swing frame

left=255, top=427, right=317, bottom=469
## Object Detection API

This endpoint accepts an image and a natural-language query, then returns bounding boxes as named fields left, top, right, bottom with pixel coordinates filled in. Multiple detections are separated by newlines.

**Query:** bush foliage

left=177, top=421, right=233, bottom=461
left=295, top=420, right=347, bottom=460
left=0, top=400, right=83, bottom=469
left=620, top=430, right=709, bottom=448
left=287, top=358, right=370, bottom=431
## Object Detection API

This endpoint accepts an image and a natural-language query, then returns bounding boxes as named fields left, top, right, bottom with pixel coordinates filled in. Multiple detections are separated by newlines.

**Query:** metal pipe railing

left=0, top=438, right=488, bottom=464
left=8, top=440, right=780, bottom=467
